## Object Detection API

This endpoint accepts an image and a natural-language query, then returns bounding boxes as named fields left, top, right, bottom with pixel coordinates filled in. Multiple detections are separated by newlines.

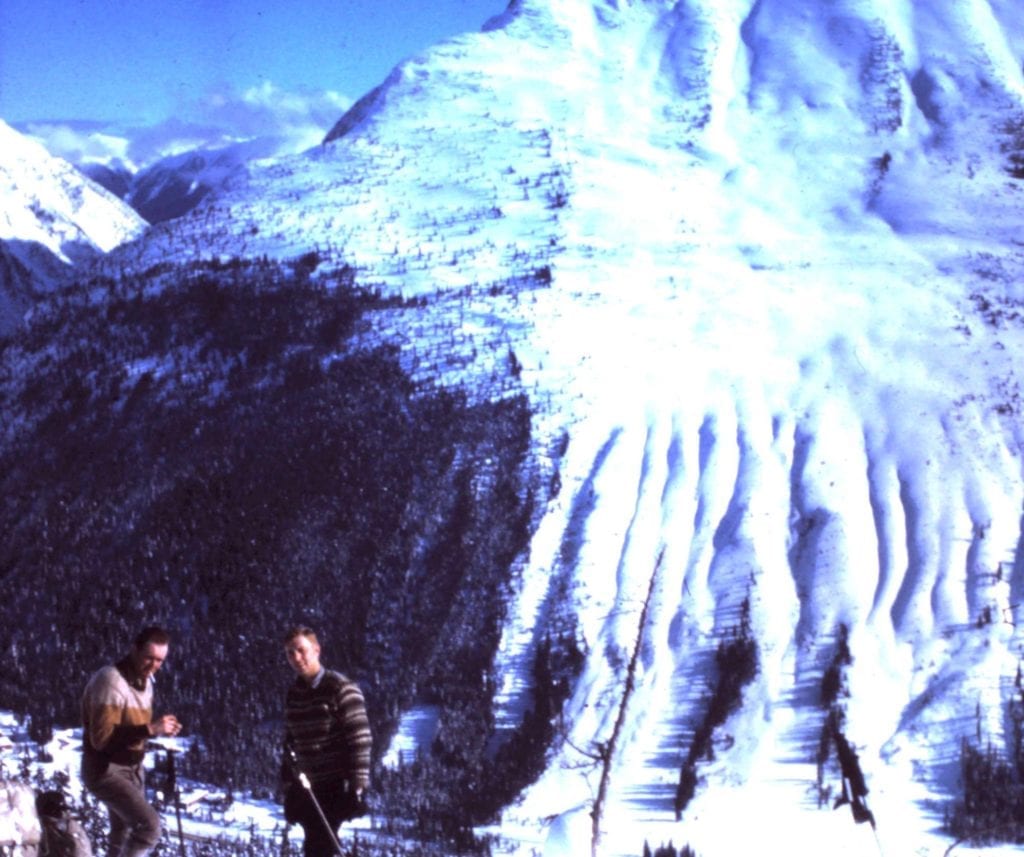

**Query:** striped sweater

left=81, top=658, right=152, bottom=766
left=283, top=669, right=372, bottom=791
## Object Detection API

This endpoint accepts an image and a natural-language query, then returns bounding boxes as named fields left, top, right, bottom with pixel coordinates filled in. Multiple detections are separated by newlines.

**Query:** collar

left=115, top=656, right=147, bottom=692
left=302, top=667, right=326, bottom=689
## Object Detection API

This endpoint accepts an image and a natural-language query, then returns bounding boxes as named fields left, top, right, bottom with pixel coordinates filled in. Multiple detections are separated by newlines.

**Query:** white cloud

left=190, top=80, right=352, bottom=149
left=23, top=122, right=136, bottom=170
left=22, top=82, right=354, bottom=170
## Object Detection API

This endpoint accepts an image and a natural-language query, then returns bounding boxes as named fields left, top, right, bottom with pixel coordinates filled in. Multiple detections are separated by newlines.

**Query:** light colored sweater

left=81, top=659, right=152, bottom=766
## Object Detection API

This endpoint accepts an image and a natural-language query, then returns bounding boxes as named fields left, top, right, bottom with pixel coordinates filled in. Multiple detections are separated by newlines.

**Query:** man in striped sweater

left=81, top=626, right=182, bottom=857
left=281, top=625, right=372, bottom=857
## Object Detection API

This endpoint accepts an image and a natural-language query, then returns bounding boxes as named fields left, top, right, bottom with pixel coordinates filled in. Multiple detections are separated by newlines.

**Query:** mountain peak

left=0, top=119, right=146, bottom=331
left=0, top=120, right=146, bottom=256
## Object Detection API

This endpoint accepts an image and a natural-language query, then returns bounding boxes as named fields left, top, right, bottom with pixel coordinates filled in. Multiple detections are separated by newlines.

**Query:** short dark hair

left=283, top=625, right=319, bottom=646
left=133, top=626, right=171, bottom=649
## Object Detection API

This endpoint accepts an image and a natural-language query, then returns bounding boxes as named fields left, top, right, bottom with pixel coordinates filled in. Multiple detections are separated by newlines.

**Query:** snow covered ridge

left=0, top=120, right=146, bottom=262
left=77, top=134, right=320, bottom=226
left=6, top=1, right=1024, bottom=856
left=0, top=120, right=146, bottom=332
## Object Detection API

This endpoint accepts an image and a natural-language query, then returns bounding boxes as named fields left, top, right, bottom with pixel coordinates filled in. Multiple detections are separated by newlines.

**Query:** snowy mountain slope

left=114, top=135, right=327, bottom=224
left=80, top=159, right=134, bottom=200
left=72, top=135, right=325, bottom=224
left=68, top=0, right=1024, bottom=854
left=0, top=119, right=146, bottom=331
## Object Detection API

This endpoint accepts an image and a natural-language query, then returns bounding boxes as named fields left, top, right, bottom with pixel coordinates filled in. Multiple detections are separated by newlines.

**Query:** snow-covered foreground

left=0, top=712, right=303, bottom=848
left=0, top=713, right=393, bottom=853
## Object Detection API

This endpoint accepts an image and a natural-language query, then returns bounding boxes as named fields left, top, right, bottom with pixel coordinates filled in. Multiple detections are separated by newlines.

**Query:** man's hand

left=149, top=714, right=182, bottom=737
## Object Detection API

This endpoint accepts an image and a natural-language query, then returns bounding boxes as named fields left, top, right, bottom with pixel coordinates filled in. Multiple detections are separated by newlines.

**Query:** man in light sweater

left=281, top=625, right=372, bottom=857
left=81, top=626, right=182, bottom=857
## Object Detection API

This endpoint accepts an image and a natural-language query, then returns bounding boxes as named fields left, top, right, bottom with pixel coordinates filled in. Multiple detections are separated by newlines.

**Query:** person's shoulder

left=87, top=663, right=120, bottom=685
left=83, top=663, right=124, bottom=697
left=321, top=669, right=350, bottom=687
left=322, top=670, right=363, bottom=693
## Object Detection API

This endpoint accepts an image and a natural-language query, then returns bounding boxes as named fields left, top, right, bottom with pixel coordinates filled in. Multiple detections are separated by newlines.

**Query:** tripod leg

left=164, top=748, right=187, bottom=857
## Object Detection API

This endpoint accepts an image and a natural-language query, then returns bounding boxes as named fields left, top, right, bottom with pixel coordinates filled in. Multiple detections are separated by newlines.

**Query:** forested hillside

left=0, top=253, right=568, bottom=835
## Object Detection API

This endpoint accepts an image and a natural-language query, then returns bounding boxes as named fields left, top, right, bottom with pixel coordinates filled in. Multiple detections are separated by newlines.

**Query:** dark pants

left=287, top=783, right=362, bottom=857
left=82, top=757, right=161, bottom=857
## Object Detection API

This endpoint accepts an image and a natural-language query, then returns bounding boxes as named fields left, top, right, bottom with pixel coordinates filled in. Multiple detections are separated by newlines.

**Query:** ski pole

left=285, top=747, right=344, bottom=856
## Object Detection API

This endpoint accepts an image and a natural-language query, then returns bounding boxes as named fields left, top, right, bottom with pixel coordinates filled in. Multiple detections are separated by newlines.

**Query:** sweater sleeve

left=335, top=681, right=372, bottom=790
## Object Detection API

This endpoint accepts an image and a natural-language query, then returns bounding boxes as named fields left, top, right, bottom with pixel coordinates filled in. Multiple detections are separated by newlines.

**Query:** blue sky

left=0, top=0, right=504, bottom=160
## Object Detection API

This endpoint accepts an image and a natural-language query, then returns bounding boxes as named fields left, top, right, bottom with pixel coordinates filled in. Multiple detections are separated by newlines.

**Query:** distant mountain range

left=80, top=134, right=310, bottom=225
left=0, top=122, right=320, bottom=332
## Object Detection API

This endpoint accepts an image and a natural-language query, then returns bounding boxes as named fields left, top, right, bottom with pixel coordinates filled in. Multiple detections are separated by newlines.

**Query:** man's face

left=285, top=635, right=321, bottom=679
left=131, top=642, right=168, bottom=680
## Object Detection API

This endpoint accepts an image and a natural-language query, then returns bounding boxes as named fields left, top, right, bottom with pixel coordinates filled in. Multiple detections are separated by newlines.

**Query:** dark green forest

left=0, top=253, right=577, bottom=839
